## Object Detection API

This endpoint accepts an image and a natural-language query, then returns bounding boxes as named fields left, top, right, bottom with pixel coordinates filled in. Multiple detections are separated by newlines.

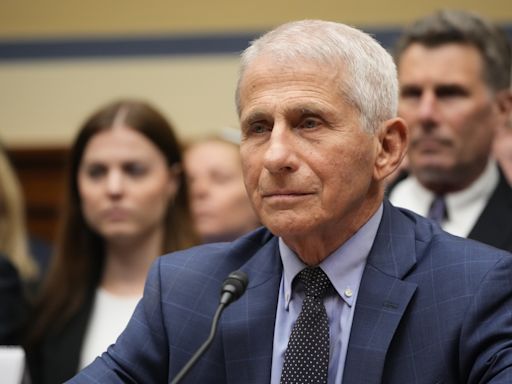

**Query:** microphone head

left=220, top=270, right=249, bottom=305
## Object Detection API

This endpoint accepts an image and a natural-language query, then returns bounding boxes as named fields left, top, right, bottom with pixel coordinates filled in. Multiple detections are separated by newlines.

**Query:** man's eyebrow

left=297, top=106, right=324, bottom=115
left=280, top=103, right=330, bottom=118
left=241, top=102, right=331, bottom=121
left=241, top=110, right=269, bottom=123
left=434, top=84, right=469, bottom=94
left=400, top=83, right=421, bottom=90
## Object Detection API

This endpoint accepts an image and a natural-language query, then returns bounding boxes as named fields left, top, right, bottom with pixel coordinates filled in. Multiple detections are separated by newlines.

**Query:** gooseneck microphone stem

left=170, top=303, right=226, bottom=384
left=170, top=270, right=248, bottom=384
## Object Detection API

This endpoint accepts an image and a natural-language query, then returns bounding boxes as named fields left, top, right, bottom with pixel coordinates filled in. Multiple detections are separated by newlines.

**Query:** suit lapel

left=344, top=202, right=418, bottom=384
left=219, top=202, right=427, bottom=383
left=468, top=169, right=512, bottom=251
left=222, top=236, right=282, bottom=383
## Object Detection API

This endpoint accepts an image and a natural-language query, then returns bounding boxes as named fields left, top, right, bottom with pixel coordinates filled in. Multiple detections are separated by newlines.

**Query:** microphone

left=220, top=270, right=249, bottom=305
left=170, top=270, right=249, bottom=384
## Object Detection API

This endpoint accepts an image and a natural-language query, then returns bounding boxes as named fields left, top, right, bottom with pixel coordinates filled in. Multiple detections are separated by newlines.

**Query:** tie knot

left=428, top=195, right=448, bottom=224
left=298, top=267, right=332, bottom=299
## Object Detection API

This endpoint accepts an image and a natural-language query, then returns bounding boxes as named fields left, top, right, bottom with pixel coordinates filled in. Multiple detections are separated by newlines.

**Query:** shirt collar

left=279, top=204, right=383, bottom=308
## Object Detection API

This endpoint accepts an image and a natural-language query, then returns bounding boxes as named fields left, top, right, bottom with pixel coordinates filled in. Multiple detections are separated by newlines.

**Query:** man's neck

left=283, top=199, right=382, bottom=266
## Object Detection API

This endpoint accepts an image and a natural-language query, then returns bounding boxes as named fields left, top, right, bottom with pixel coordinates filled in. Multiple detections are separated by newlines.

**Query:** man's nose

left=262, top=124, right=298, bottom=174
left=412, top=91, right=441, bottom=132
left=417, top=92, right=439, bottom=122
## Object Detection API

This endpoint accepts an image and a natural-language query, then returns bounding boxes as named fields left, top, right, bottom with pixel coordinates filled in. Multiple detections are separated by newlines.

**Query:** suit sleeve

left=0, top=255, right=24, bottom=345
left=461, top=252, right=512, bottom=383
left=67, top=258, right=169, bottom=384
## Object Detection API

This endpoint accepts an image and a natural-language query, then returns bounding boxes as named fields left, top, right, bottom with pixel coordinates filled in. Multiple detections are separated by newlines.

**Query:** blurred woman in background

left=0, top=144, right=49, bottom=297
left=184, top=130, right=260, bottom=243
left=27, top=99, right=198, bottom=384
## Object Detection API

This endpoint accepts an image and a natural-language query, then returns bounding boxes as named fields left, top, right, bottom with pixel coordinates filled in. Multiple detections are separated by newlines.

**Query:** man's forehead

left=399, top=42, right=485, bottom=68
left=239, top=57, right=341, bottom=96
left=398, top=43, right=487, bottom=83
left=241, top=52, right=341, bottom=80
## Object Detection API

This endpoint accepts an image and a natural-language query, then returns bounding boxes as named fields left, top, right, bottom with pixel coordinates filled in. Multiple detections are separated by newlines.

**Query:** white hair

left=235, top=19, right=398, bottom=133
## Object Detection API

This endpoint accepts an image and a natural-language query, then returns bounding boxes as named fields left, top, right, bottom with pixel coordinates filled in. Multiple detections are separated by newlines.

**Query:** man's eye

left=436, top=85, right=468, bottom=98
left=300, top=118, right=320, bottom=129
left=400, top=87, right=422, bottom=99
left=249, top=123, right=269, bottom=134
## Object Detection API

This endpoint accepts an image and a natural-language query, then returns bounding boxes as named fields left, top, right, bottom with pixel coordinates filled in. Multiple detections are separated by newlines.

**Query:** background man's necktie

left=427, top=195, right=448, bottom=225
left=280, top=267, right=332, bottom=384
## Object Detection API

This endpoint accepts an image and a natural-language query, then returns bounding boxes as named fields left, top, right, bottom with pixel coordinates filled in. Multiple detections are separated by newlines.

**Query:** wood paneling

left=7, top=147, right=69, bottom=244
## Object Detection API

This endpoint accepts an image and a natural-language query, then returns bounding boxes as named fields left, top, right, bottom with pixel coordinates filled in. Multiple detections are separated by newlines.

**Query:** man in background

left=389, top=10, right=512, bottom=251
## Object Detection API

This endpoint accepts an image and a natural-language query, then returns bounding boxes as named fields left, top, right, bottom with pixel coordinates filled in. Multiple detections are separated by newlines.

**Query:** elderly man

left=69, top=20, right=512, bottom=383
left=389, top=10, right=512, bottom=251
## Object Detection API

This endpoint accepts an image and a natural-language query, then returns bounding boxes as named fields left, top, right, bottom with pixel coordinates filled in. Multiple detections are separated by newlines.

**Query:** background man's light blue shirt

left=270, top=204, right=383, bottom=384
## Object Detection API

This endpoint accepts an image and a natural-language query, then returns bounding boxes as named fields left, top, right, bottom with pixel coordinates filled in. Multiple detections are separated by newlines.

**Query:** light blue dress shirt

left=270, top=204, right=383, bottom=384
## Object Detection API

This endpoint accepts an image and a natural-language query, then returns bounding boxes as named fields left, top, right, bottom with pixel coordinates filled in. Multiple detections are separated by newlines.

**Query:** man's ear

left=495, top=89, right=512, bottom=129
left=373, top=117, right=409, bottom=181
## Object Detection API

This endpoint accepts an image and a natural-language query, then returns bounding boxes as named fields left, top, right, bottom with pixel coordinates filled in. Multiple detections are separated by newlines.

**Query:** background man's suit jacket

left=70, top=201, right=512, bottom=383
left=468, top=169, right=512, bottom=252
left=387, top=168, right=512, bottom=252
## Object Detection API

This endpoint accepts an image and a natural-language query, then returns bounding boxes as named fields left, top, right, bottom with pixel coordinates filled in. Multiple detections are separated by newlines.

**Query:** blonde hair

left=0, top=147, right=38, bottom=281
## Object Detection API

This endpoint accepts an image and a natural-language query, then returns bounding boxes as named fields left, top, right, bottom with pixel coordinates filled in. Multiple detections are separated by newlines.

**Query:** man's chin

left=264, top=220, right=311, bottom=240
left=415, top=165, right=458, bottom=189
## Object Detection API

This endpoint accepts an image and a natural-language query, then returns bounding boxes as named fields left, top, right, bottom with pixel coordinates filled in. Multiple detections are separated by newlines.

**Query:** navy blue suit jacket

left=69, top=202, right=512, bottom=383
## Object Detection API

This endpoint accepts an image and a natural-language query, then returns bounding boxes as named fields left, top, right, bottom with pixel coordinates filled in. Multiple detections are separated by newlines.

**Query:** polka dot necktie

left=280, top=267, right=332, bottom=384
